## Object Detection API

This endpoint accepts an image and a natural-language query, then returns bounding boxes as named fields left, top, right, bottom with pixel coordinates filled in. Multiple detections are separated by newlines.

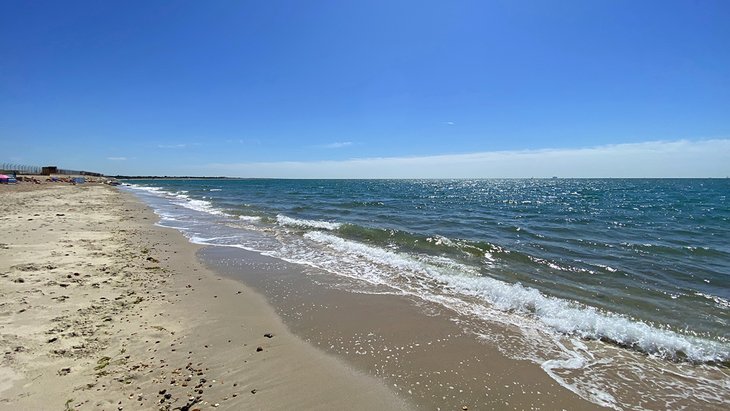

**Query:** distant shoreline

left=117, top=176, right=729, bottom=180
left=115, top=176, right=233, bottom=180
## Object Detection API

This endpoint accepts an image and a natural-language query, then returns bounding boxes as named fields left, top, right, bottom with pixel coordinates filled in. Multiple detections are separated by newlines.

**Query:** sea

left=122, top=178, right=730, bottom=409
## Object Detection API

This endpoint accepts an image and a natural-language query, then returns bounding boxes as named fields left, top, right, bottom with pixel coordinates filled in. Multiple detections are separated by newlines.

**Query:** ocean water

left=123, top=178, right=730, bottom=408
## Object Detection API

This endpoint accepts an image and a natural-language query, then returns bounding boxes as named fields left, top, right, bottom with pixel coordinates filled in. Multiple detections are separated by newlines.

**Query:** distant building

left=42, top=166, right=58, bottom=175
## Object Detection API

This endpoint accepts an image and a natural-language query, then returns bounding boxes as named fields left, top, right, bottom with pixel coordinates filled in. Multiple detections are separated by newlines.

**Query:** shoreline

left=5, top=182, right=727, bottom=410
left=0, top=184, right=410, bottom=410
left=199, top=246, right=603, bottom=410
left=124, top=180, right=605, bottom=410
left=124, top=178, right=730, bottom=410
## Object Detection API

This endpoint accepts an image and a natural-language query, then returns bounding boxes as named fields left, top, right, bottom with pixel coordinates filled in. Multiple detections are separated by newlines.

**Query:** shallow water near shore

left=122, top=179, right=730, bottom=409
left=198, top=245, right=601, bottom=410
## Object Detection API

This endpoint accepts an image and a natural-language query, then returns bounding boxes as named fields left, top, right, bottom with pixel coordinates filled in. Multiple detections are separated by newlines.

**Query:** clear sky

left=1, top=0, right=729, bottom=177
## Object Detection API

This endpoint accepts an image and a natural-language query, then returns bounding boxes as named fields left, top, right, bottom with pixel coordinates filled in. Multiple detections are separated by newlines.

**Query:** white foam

left=303, top=232, right=730, bottom=364
left=426, top=235, right=455, bottom=247
left=126, top=184, right=165, bottom=194
left=188, top=236, right=263, bottom=254
left=594, top=263, right=618, bottom=273
left=238, top=215, right=262, bottom=222
left=179, top=198, right=226, bottom=216
left=125, top=184, right=227, bottom=217
left=541, top=349, right=621, bottom=410
left=277, top=214, right=341, bottom=230
left=695, top=292, right=730, bottom=310
left=189, top=235, right=241, bottom=244
left=438, top=275, right=728, bottom=363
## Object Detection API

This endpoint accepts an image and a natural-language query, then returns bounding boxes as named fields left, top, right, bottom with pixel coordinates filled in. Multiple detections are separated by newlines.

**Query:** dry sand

left=0, top=183, right=411, bottom=410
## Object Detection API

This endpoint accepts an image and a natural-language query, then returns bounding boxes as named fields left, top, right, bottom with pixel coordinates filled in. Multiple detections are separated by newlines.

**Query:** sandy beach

left=0, top=183, right=410, bottom=410
left=0, top=181, right=613, bottom=411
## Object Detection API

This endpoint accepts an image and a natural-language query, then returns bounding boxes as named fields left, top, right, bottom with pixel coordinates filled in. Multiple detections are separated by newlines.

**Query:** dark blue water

left=124, top=179, right=729, bottom=365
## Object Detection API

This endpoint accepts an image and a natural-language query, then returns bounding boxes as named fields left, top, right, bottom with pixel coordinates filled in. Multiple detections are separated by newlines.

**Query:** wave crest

left=304, top=232, right=729, bottom=364
left=277, top=214, right=341, bottom=230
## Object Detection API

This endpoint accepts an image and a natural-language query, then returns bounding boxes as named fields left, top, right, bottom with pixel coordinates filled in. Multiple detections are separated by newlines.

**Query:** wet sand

left=200, top=246, right=603, bottom=410
left=0, top=183, right=410, bottom=410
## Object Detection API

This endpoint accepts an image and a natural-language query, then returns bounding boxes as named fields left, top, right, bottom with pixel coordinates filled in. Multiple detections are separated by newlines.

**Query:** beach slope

left=0, top=184, right=410, bottom=410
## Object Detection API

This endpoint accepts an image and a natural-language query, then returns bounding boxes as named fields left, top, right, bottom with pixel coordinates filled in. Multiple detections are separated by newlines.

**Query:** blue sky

left=1, top=0, right=729, bottom=177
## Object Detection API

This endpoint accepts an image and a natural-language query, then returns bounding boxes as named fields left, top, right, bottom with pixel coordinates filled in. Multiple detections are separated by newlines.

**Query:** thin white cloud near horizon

left=157, top=143, right=202, bottom=149
left=107, top=156, right=127, bottom=161
left=205, top=139, right=730, bottom=178
left=321, top=141, right=354, bottom=149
